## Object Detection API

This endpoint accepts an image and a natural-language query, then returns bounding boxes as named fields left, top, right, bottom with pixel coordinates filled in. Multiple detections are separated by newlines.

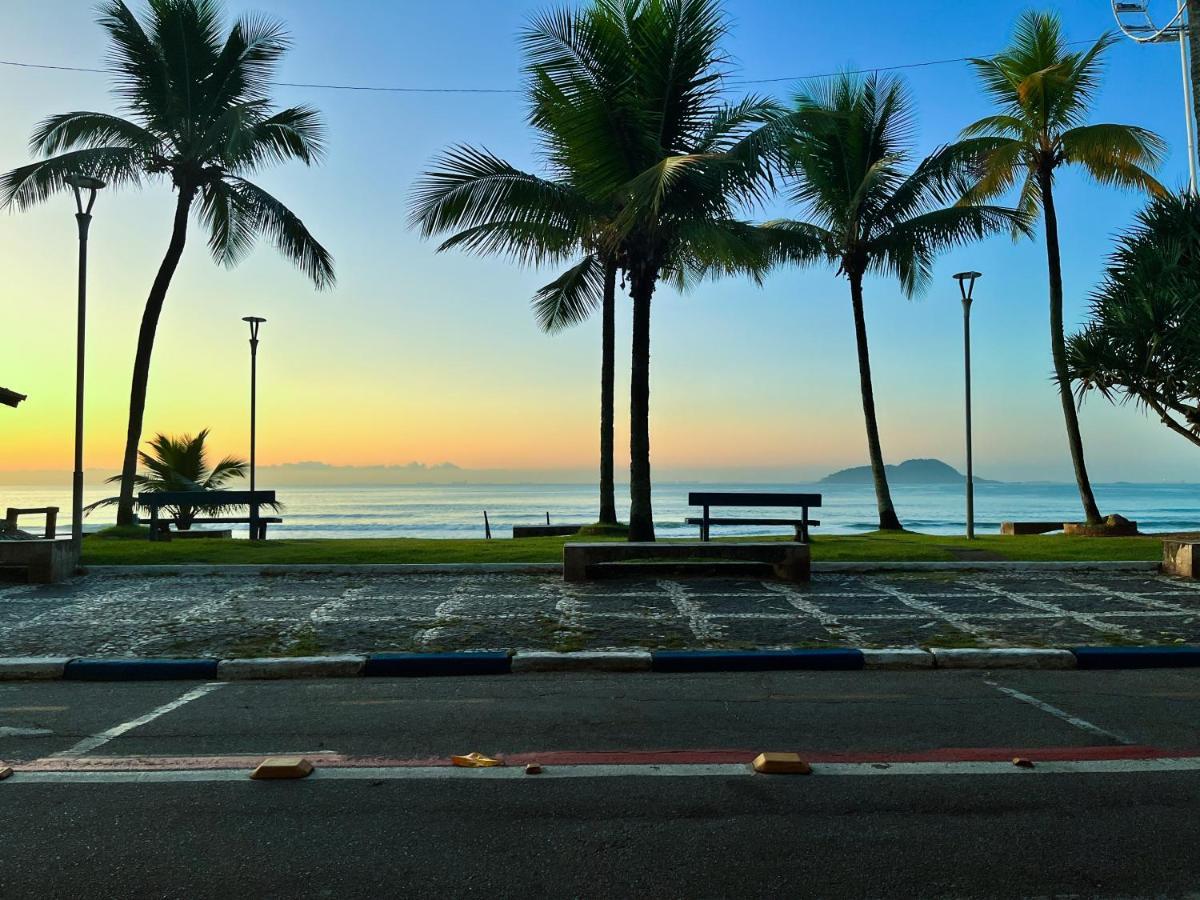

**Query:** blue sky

left=1, top=0, right=1197, bottom=482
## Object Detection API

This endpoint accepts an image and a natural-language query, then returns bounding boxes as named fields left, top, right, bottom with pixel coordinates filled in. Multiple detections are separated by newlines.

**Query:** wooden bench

left=687, top=492, right=821, bottom=542
left=4, top=507, right=58, bottom=539
left=139, top=491, right=282, bottom=542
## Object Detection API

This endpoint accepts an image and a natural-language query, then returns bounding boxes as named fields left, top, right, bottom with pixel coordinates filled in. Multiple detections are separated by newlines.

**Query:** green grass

left=80, top=528, right=1164, bottom=566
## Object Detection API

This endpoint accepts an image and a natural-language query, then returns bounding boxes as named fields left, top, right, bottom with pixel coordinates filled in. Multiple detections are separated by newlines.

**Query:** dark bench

left=139, top=491, right=281, bottom=542
left=687, top=492, right=821, bottom=542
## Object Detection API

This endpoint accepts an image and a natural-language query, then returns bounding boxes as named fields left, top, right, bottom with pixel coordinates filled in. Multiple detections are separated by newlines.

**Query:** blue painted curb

left=1071, top=647, right=1200, bottom=669
left=651, top=649, right=864, bottom=673
left=363, top=652, right=512, bottom=677
left=63, top=658, right=220, bottom=681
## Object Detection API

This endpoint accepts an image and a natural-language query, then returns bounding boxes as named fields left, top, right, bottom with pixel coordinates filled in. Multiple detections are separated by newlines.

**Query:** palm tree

left=84, top=429, right=269, bottom=529
left=1068, top=191, right=1200, bottom=448
left=409, top=146, right=622, bottom=526
left=764, top=73, right=1030, bottom=531
left=1, top=0, right=334, bottom=527
left=959, top=12, right=1165, bottom=525
left=525, top=0, right=780, bottom=541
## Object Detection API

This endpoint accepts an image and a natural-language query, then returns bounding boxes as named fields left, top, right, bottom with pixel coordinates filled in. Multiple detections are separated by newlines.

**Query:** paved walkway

left=1, top=570, right=1198, bottom=656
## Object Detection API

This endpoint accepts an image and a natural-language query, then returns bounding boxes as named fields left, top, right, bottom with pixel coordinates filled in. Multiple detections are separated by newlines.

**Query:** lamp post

left=242, top=317, right=266, bottom=496
left=954, top=272, right=982, bottom=540
left=67, top=175, right=105, bottom=549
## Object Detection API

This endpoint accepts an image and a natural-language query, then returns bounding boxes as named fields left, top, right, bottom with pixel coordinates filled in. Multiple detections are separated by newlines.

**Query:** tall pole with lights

left=67, top=175, right=105, bottom=549
left=242, top=317, right=266, bottom=497
left=954, top=272, right=982, bottom=540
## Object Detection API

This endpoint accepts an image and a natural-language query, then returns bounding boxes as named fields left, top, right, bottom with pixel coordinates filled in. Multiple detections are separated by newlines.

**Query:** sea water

left=3, top=481, right=1198, bottom=538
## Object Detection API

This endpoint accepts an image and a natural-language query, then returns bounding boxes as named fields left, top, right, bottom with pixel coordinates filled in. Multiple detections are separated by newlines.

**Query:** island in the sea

left=820, top=458, right=999, bottom=485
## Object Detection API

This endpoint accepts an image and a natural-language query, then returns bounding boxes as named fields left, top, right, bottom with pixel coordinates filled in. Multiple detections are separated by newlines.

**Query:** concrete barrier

left=64, top=658, right=219, bottom=680
left=363, top=652, right=512, bottom=677
left=651, top=649, right=862, bottom=672
left=861, top=648, right=935, bottom=669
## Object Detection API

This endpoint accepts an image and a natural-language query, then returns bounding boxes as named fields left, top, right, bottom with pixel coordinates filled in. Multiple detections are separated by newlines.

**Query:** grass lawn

left=80, top=528, right=1165, bottom=566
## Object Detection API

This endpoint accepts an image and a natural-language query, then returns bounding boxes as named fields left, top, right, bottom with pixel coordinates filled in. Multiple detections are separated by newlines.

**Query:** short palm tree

left=527, top=0, right=780, bottom=541
left=1, top=0, right=335, bottom=528
left=764, top=73, right=1030, bottom=531
left=959, top=12, right=1165, bottom=524
left=84, top=429, right=266, bottom=528
left=1068, top=191, right=1200, bottom=449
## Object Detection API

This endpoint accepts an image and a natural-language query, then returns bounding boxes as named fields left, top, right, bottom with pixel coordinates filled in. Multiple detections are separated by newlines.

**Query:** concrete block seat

left=0, top=538, right=77, bottom=583
left=1163, top=540, right=1200, bottom=579
left=563, top=541, right=811, bottom=583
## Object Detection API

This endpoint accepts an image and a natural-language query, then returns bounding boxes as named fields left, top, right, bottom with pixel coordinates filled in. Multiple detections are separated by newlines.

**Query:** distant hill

left=820, top=458, right=998, bottom=485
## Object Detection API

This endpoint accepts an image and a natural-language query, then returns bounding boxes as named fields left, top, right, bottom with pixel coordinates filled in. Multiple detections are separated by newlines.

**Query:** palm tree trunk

left=1038, top=171, right=1103, bottom=526
left=849, top=272, right=902, bottom=531
left=627, top=267, right=655, bottom=542
left=598, top=257, right=618, bottom=526
left=115, top=188, right=197, bottom=526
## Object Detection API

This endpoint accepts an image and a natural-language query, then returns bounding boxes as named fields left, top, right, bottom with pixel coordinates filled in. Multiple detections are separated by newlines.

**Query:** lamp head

left=242, top=316, right=266, bottom=342
left=953, top=271, right=983, bottom=302
left=65, top=174, right=105, bottom=216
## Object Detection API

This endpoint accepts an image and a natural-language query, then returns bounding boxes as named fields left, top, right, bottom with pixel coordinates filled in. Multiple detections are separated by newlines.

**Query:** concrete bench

left=1001, top=521, right=1063, bottom=536
left=513, top=524, right=583, bottom=539
left=1163, top=540, right=1200, bottom=579
left=563, top=542, right=811, bottom=583
left=0, top=538, right=77, bottom=583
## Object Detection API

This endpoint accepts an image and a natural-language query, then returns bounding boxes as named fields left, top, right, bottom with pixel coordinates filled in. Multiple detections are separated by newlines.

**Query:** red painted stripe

left=9, top=745, right=1200, bottom=772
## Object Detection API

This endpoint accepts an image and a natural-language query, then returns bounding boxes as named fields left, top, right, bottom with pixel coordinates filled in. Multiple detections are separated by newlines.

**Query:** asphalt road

left=3, top=669, right=1200, bottom=898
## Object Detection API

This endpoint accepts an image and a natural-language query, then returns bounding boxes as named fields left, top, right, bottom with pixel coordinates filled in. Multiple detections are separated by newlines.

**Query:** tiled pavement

left=0, top=570, right=1198, bottom=657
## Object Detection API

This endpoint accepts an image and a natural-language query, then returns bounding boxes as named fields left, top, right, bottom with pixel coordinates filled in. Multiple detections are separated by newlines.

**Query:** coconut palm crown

left=1, top=0, right=334, bottom=528
left=763, top=72, right=1032, bottom=530
left=958, top=11, right=1165, bottom=524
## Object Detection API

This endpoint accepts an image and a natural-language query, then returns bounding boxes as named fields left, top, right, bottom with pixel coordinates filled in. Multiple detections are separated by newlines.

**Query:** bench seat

left=564, top=541, right=810, bottom=583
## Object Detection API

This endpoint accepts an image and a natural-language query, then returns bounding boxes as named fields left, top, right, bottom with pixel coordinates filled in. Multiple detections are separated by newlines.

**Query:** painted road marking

left=50, top=683, right=226, bottom=759
left=8, top=755, right=1200, bottom=785
left=986, top=681, right=1134, bottom=745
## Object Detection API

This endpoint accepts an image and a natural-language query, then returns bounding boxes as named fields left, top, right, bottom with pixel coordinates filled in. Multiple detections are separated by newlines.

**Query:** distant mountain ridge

left=820, top=458, right=998, bottom=485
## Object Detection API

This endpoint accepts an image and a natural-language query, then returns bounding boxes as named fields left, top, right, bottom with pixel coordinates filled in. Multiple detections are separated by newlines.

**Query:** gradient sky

left=1, top=0, right=1198, bottom=483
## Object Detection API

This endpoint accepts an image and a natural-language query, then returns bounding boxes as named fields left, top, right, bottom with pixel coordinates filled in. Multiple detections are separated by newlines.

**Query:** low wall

left=1163, top=540, right=1199, bottom=579
left=0, top=539, right=78, bottom=584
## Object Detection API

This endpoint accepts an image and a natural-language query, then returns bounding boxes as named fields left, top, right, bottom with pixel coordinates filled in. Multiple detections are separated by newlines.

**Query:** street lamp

left=67, top=174, right=105, bottom=549
left=954, top=271, right=982, bottom=540
left=242, top=317, right=266, bottom=496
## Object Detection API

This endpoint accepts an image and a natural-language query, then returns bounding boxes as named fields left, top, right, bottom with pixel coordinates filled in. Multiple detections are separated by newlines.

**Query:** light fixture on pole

left=66, top=174, right=105, bottom=549
left=242, top=317, right=266, bottom=497
left=1112, top=0, right=1198, bottom=193
left=954, top=271, right=982, bottom=540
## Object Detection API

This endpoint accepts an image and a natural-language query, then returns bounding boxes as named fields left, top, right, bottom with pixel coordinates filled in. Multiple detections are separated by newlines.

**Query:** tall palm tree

left=764, top=73, right=1030, bottom=531
left=409, top=150, right=621, bottom=525
left=526, top=0, right=780, bottom=541
left=959, top=12, right=1164, bottom=525
left=1, top=0, right=334, bottom=527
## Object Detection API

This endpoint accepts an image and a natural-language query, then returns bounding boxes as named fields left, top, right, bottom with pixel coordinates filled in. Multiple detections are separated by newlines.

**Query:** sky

left=1, top=0, right=1198, bottom=484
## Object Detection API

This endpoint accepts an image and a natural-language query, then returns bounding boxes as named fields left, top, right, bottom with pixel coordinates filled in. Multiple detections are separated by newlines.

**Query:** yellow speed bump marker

left=451, top=752, right=503, bottom=768
left=0, top=765, right=12, bottom=781
left=250, top=757, right=315, bottom=780
left=752, top=752, right=812, bottom=775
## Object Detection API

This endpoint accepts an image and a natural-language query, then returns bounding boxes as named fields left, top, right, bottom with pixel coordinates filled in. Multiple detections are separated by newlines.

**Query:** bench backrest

left=138, top=490, right=276, bottom=509
left=689, top=491, right=822, bottom=509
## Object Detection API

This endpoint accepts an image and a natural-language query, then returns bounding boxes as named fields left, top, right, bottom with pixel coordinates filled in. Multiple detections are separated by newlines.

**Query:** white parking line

left=986, top=681, right=1134, bottom=745
left=9, top=756, right=1200, bottom=785
left=50, top=683, right=226, bottom=759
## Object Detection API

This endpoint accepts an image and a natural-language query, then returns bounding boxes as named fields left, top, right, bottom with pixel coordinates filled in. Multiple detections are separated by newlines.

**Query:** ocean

left=3, top=481, right=1199, bottom=539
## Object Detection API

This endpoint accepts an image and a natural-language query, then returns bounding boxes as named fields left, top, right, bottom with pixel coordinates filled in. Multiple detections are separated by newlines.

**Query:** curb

left=1, top=645, right=1198, bottom=681
left=80, top=560, right=1160, bottom=577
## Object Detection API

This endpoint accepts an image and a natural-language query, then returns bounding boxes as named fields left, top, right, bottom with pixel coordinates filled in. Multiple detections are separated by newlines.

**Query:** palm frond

left=0, top=147, right=145, bottom=210
left=229, top=177, right=335, bottom=288
left=531, top=254, right=606, bottom=332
